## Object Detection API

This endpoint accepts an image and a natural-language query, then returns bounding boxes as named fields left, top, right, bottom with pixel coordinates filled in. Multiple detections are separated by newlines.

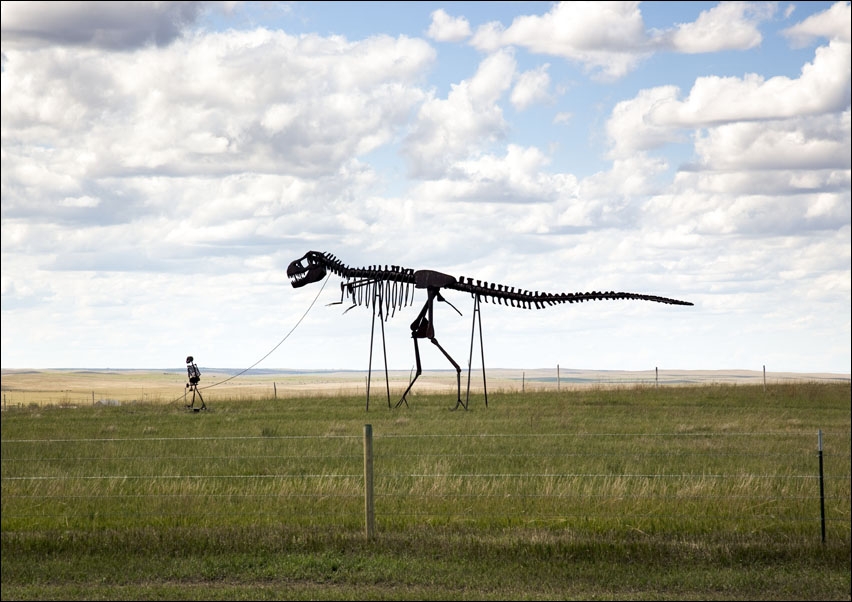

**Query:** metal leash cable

left=171, top=273, right=331, bottom=403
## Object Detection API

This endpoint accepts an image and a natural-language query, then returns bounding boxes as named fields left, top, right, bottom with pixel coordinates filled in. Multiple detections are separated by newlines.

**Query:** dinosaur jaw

left=287, top=252, right=327, bottom=288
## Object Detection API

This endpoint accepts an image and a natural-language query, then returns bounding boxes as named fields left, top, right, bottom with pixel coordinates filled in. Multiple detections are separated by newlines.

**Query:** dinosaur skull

left=287, top=251, right=327, bottom=288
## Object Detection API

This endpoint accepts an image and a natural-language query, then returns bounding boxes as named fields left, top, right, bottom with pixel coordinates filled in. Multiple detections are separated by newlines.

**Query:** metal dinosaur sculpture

left=287, top=251, right=693, bottom=410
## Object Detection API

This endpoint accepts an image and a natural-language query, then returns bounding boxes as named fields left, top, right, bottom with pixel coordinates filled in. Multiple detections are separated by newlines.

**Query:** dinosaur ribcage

left=337, top=267, right=417, bottom=318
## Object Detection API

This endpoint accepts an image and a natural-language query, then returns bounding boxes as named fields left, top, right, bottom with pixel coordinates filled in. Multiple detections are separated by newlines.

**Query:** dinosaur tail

left=449, top=277, right=693, bottom=309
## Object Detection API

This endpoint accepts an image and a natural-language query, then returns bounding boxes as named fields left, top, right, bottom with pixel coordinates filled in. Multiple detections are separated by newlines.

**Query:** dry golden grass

left=3, top=367, right=846, bottom=408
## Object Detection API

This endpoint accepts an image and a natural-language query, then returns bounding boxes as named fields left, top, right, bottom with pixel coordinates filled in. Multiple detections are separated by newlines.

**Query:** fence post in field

left=655, top=367, right=658, bottom=388
left=274, top=382, right=277, bottom=400
left=557, top=364, right=560, bottom=392
left=364, top=424, right=375, bottom=539
left=818, top=429, right=826, bottom=544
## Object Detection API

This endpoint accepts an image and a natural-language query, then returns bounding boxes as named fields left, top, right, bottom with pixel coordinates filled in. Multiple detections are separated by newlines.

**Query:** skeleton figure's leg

left=396, top=287, right=465, bottom=409
left=187, top=385, right=206, bottom=410
left=429, top=337, right=464, bottom=410
left=396, top=294, right=432, bottom=408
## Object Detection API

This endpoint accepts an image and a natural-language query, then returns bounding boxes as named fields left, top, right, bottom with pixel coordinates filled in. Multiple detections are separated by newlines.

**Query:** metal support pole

left=380, top=303, right=390, bottom=408
left=366, top=289, right=391, bottom=411
left=367, top=299, right=377, bottom=412
left=465, top=294, right=488, bottom=408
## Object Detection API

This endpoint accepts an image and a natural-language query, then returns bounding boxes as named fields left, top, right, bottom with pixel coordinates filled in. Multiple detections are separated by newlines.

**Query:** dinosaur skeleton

left=287, top=250, right=693, bottom=410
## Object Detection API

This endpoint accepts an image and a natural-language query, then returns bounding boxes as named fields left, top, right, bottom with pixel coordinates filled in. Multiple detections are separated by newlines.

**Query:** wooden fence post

left=364, top=424, right=375, bottom=539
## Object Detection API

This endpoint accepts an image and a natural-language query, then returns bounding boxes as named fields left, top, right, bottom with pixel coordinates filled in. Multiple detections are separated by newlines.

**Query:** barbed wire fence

left=3, top=429, right=850, bottom=543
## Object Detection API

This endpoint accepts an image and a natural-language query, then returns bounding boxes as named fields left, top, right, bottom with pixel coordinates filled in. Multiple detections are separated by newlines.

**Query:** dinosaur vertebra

left=287, top=250, right=693, bottom=409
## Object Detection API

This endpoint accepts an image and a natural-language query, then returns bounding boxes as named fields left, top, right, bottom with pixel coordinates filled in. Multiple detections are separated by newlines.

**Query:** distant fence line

left=2, top=367, right=850, bottom=408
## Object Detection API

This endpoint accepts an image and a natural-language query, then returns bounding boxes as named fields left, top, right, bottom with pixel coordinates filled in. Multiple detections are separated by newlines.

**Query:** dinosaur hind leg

left=429, top=337, right=464, bottom=410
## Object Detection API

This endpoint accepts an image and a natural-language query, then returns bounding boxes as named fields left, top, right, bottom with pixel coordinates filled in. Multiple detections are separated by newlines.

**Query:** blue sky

left=1, top=1, right=850, bottom=374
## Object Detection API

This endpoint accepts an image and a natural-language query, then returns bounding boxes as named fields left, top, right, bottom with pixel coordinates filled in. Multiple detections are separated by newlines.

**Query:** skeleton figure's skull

left=287, top=251, right=327, bottom=288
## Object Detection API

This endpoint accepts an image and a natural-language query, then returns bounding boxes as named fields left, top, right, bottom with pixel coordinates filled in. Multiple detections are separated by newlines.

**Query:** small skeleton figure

left=185, top=355, right=206, bottom=410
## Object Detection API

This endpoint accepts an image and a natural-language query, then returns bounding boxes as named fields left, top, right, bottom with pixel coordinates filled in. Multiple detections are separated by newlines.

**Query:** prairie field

left=2, top=366, right=847, bottom=407
left=1, top=370, right=850, bottom=600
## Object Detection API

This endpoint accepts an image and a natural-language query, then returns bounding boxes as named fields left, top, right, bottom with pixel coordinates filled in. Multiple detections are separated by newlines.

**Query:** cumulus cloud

left=663, top=1, right=773, bottom=53
left=471, top=1, right=649, bottom=80
left=1, top=3, right=848, bottom=372
left=510, top=64, right=553, bottom=110
left=598, top=8, right=850, bottom=257
left=426, top=9, right=471, bottom=42
left=1, top=28, right=435, bottom=203
left=692, top=112, right=852, bottom=173
left=606, top=86, right=688, bottom=157
left=417, top=144, right=577, bottom=204
left=647, top=41, right=851, bottom=127
left=466, top=2, right=802, bottom=80
left=782, top=0, right=851, bottom=47
left=606, top=38, right=851, bottom=158
left=402, top=49, right=516, bottom=177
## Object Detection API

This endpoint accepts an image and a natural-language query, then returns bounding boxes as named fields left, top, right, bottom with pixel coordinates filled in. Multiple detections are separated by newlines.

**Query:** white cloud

left=426, top=9, right=471, bottom=42
left=645, top=186, right=850, bottom=237
left=510, top=64, right=553, bottom=110
left=468, top=21, right=504, bottom=53
left=1, top=29, right=435, bottom=183
left=692, top=112, right=851, bottom=172
left=467, top=1, right=774, bottom=79
left=606, top=39, right=851, bottom=158
left=582, top=154, right=669, bottom=200
left=466, top=2, right=804, bottom=80
left=1, top=3, right=849, bottom=373
left=403, top=49, right=516, bottom=177
left=665, top=1, right=773, bottom=53
left=470, top=1, right=649, bottom=80
left=438, top=144, right=576, bottom=203
left=647, top=41, right=851, bottom=127
left=606, top=85, right=687, bottom=157
left=782, top=0, right=852, bottom=47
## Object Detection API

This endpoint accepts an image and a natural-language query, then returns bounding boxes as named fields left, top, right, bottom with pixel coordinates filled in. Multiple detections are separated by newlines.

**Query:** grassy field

left=1, top=373, right=850, bottom=600
left=2, top=367, right=847, bottom=407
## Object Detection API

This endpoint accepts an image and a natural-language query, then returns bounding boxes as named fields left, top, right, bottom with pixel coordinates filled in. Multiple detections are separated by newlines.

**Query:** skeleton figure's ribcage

left=338, top=272, right=416, bottom=318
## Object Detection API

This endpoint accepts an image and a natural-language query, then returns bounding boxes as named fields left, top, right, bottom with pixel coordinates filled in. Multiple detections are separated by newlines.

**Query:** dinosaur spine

left=311, top=252, right=692, bottom=315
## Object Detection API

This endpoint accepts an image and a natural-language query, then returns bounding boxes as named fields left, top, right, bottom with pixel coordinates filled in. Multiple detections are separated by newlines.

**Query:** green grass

left=2, top=382, right=850, bottom=600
